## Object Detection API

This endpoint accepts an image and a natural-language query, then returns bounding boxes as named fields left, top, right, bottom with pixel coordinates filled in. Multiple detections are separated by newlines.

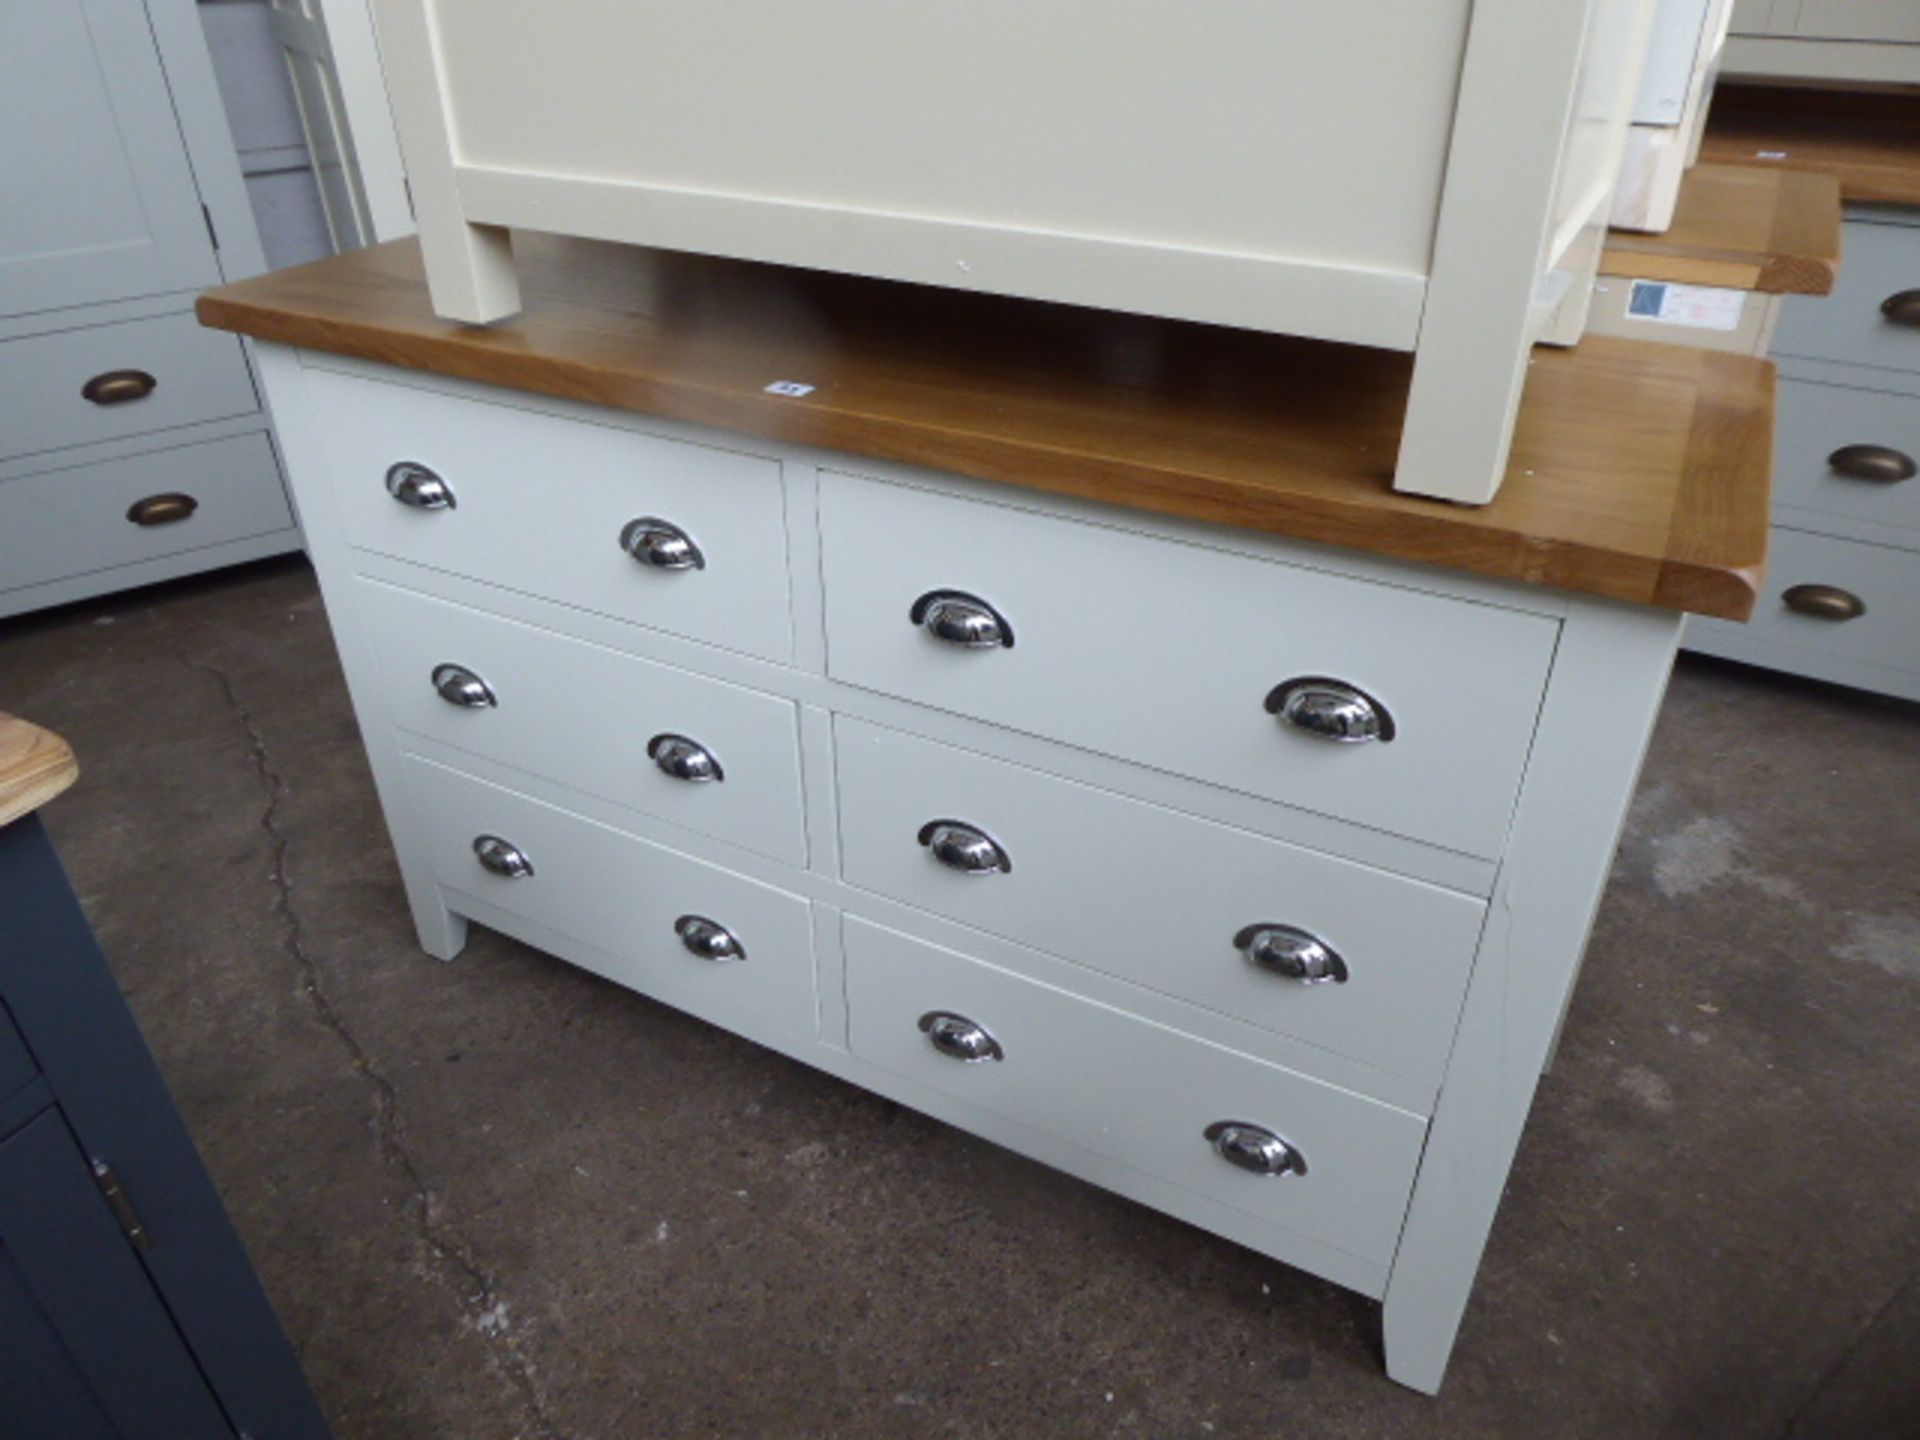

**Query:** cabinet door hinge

left=202, top=203, right=220, bottom=252
left=90, top=1159, right=152, bottom=1250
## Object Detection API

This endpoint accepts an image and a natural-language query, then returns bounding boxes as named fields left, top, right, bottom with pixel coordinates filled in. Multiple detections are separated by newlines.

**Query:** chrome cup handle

left=1265, top=677, right=1395, bottom=744
left=917, top=819, right=1012, bottom=875
left=1234, top=923, right=1349, bottom=984
left=675, top=914, right=746, bottom=962
left=918, top=1011, right=1004, bottom=1063
left=1204, top=1121, right=1307, bottom=1178
left=910, top=590, right=1015, bottom=649
left=431, top=663, right=497, bottom=709
left=648, top=733, right=724, bottom=783
left=472, top=835, right=533, bottom=878
left=621, top=517, right=705, bottom=570
left=386, top=461, right=455, bottom=510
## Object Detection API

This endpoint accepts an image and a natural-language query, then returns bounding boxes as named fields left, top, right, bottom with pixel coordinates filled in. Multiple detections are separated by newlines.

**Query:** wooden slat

left=0, top=716, right=77, bottom=827
left=1700, top=84, right=1920, bottom=206
left=1602, top=163, right=1842, bottom=294
left=197, top=234, right=1772, bottom=620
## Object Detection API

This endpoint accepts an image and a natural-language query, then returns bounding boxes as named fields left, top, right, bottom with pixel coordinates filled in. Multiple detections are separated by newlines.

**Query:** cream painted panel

left=308, top=367, right=795, bottom=661
left=818, top=472, right=1559, bottom=859
left=835, top=718, right=1484, bottom=1098
left=1773, top=221, right=1920, bottom=377
left=1791, top=2, right=1920, bottom=41
left=843, top=917, right=1426, bottom=1267
left=402, top=754, right=819, bottom=1035
left=366, top=581, right=808, bottom=865
left=0, top=313, right=257, bottom=464
left=435, top=0, right=1469, bottom=278
left=1771, top=380, right=1920, bottom=538
left=0, top=433, right=291, bottom=594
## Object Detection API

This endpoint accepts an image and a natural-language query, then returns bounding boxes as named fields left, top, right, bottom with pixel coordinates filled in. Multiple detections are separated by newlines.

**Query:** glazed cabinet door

left=0, top=0, right=220, bottom=317
left=0, top=1111, right=233, bottom=1439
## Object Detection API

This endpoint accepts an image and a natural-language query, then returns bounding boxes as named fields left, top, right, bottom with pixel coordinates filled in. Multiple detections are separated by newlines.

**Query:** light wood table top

left=1602, top=163, right=1843, bottom=294
left=200, top=234, right=1772, bottom=620
left=1701, top=84, right=1920, bottom=207
left=0, top=716, right=78, bottom=828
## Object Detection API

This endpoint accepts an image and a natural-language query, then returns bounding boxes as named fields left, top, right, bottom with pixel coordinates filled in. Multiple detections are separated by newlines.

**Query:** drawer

left=402, top=755, right=817, bottom=1036
left=367, top=582, right=807, bottom=865
left=0, top=433, right=293, bottom=595
left=835, top=718, right=1484, bottom=1094
left=843, top=917, right=1426, bottom=1267
left=309, top=367, right=794, bottom=662
left=1716, top=527, right=1920, bottom=674
left=1772, top=379, right=1920, bottom=539
left=0, top=1002, right=37, bottom=1106
left=1774, top=221, right=1920, bottom=376
left=0, top=311, right=258, bottom=463
left=819, top=472, right=1559, bottom=859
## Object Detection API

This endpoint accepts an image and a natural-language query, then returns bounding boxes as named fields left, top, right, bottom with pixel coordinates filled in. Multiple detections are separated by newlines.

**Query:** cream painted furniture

left=0, top=0, right=299, bottom=617
left=362, top=0, right=1661, bottom=506
left=1613, top=0, right=1737, bottom=233
left=199, top=235, right=1771, bottom=1393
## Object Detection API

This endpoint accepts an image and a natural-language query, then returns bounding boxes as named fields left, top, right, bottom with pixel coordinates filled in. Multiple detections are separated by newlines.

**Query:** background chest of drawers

left=0, top=0, right=300, bottom=619
left=239, top=323, right=1722, bottom=1394
left=1687, top=209, right=1920, bottom=699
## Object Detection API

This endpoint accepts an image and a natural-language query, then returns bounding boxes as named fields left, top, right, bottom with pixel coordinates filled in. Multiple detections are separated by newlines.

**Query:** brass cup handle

left=918, top=1011, right=1004, bottom=1063
left=917, top=819, right=1012, bottom=875
left=472, top=835, right=534, bottom=878
left=621, top=517, right=705, bottom=570
left=125, top=492, right=198, bottom=527
left=675, top=914, right=746, bottom=962
left=1828, top=444, right=1916, bottom=484
left=1782, top=584, right=1866, bottom=621
left=1234, top=923, right=1349, bottom=985
left=1882, top=290, right=1920, bottom=329
left=386, top=461, right=455, bottom=510
left=83, top=368, right=157, bottom=405
left=910, top=589, right=1015, bottom=648
left=431, top=663, right=497, bottom=709
left=648, top=733, right=724, bottom=783
left=1205, top=1121, right=1307, bottom=1179
left=1265, top=677, right=1396, bottom=744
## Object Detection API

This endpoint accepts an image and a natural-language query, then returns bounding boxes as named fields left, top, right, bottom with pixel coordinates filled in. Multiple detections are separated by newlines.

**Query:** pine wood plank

left=198, top=234, right=1772, bottom=620
left=1700, top=84, right=1920, bottom=206
left=0, top=717, right=77, bottom=827
left=1602, top=163, right=1842, bottom=294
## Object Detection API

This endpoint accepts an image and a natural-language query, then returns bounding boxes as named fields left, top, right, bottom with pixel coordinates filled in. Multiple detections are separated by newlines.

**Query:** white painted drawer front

left=367, top=582, right=807, bottom=865
left=843, top=918, right=1425, bottom=1266
left=1774, top=221, right=1920, bottom=376
left=310, top=368, right=794, bottom=661
left=1772, top=379, right=1920, bottom=538
left=402, top=755, right=818, bottom=1035
left=835, top=718, right=1483, bottom=1095
left=0, top=311, right=257, bottom=463
left=0, top=433, right=292, bottom=594
left=819, top=473, right=1559, bottom=859
left=1725, top=527, right=1920, bottom=673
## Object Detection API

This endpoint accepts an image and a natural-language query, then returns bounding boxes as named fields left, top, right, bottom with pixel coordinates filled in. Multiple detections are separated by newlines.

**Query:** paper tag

left=764, top=380, right=815, bottom=397
left=1625, top=281, right=1746, bottom=332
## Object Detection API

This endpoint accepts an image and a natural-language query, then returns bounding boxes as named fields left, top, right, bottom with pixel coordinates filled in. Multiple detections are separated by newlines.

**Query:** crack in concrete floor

left=180, top=648, right=570, bottom=1440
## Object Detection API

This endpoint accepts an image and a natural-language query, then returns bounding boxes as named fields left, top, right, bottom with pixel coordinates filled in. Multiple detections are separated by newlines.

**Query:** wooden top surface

left=0, top=716, right=77, bottom=828
left=1701, top=84, right=1920, bottom=205
left=1602, top=163, right=1842, bottom=294
left=199, top=234, right=1772, bottom=620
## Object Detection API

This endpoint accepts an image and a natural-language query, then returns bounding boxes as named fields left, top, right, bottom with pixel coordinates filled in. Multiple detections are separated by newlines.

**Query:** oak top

left=1701, top=84, right=1920, bottom=206
left=1602, top=163, right=1842, bottom=294
left=199, top=234, right=1771, bottom=621
left=0, top=716, right=78, bottom=828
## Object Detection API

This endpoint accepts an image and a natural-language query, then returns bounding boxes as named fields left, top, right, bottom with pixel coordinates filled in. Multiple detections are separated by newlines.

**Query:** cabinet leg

left=419, top=220, right=521, bottom=325
left=406, top=886, right=468, bottom=962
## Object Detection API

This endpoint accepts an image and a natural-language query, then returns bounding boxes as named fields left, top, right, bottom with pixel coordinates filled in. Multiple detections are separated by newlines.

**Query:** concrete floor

left=2, top=554, right=1917, bottom=1439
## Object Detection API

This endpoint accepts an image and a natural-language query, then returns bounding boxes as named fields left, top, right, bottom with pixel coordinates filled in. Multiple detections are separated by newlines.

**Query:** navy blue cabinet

left=0, top=813, right=330, bottom=1440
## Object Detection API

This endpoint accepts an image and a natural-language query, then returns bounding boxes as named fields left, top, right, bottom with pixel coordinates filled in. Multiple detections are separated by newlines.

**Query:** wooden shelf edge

left=0, top=718, right=79, bottom=828
left=1602, top=165, right=1843, bottom=296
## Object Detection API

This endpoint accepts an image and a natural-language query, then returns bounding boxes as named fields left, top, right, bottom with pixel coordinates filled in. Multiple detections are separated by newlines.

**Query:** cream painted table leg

left=250, top=342, right=471, bottom=958
left=1383, top=597, right=1682, bottom=1392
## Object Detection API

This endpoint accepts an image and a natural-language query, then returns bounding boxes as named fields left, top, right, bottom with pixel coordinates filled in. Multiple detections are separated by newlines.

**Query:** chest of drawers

left=202, top=236, right=1771, bottom=1393
left=1686, top=210, right=1920, bottom=699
